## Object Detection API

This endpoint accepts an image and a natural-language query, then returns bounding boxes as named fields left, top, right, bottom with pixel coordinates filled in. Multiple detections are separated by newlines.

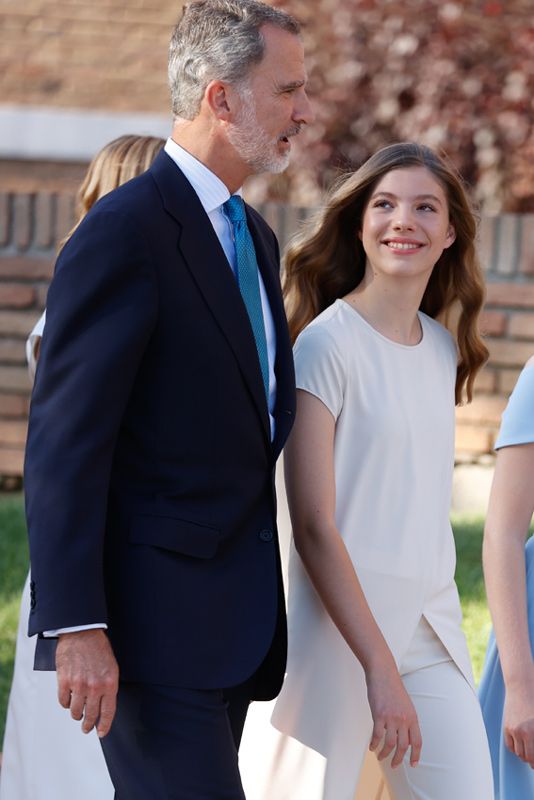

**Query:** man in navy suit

left=24, top=1, right=312, bottom=796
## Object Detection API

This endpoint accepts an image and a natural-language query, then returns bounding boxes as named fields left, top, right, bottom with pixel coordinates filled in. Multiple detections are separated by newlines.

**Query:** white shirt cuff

left=43, top=623, right=108, bottom=637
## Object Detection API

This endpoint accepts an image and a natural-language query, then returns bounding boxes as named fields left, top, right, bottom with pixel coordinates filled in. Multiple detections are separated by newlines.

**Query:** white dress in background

left=0, top=575, right=113, bottom=800
left=0, top=311, right=113, bottom=800
left=24, top=311, right=45, bottom=382
left=241, top=299, right=480, bottom=799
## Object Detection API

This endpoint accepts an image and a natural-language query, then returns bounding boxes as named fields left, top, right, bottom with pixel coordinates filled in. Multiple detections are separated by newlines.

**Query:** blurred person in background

left=0, top=134, right=164, bottom=800
left=480, top=356, right=534, bottom=799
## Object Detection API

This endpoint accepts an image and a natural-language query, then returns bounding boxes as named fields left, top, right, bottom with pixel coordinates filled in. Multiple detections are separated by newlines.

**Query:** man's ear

left=204, top=80, right=232, bottom=121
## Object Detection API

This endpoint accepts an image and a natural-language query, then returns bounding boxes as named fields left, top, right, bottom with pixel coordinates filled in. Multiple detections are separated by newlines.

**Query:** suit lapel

left=150, top=152, right=271, bottom=444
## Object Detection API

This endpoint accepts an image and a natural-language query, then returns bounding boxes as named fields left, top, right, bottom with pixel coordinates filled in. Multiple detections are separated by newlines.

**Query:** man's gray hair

left=168, top=0, right=300, bottom=120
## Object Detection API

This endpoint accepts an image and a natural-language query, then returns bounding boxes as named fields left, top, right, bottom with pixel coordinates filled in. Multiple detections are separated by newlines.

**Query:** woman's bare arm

left=483, top=441, right=534, bottom=766
left=285, top=389, right=422, bottom=767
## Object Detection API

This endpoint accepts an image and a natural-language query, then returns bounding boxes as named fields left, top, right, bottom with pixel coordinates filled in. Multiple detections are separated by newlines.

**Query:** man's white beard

left=226, top=86, right=291, bottom=175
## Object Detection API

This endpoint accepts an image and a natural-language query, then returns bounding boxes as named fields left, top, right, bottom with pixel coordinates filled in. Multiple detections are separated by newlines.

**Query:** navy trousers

left=100, top=678, right=254, bottom=799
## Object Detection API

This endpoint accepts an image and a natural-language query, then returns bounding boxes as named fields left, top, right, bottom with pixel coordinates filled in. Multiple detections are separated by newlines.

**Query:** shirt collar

left=164, top=137, right=242, bottom=214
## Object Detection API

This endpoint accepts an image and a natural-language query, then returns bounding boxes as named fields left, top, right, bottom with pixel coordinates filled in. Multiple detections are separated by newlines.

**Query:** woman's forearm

left=294, top=521, right=395, bottom=673
left=483, top=529, right=532, bottom=685
left=483, top=443, right=534, bottom=687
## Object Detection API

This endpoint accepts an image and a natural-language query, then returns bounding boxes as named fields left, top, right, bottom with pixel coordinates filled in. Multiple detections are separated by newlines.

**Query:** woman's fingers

left=370, top=718, right=421, bottom=769
left=390, top=726, right=409, bottom=767
left=505, top=723, right=534, bottom=767
left=369, top=719, right=386, bottom=753
left=367, top=668, right=422, bottom=768
left=377, top=725, right=398, bottom=761
left=408, top=721, right=422, bottom=767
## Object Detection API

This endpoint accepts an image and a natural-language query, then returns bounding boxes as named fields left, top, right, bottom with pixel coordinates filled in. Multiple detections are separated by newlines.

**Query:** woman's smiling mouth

left=382, top=239, right=425, bottom=251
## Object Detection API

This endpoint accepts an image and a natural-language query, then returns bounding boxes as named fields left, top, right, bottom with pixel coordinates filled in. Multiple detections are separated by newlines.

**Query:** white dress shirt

left=45, top=137, right=278, bottom=637
left=164, top=137, right=277, bottom=436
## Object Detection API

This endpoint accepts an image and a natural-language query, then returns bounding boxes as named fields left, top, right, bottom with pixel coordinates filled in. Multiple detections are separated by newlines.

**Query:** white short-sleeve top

left=273, top=299, right=474, bottom=753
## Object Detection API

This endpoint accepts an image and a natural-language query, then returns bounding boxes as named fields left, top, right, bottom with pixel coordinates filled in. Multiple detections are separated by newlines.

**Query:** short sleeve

left=293, top=323, right=346, bottom=420
left=495, top=365, right=534, bottom=449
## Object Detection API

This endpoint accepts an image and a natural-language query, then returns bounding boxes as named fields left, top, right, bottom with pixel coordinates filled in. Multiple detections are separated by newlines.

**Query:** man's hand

left=56, top=628, right=119, bottom=738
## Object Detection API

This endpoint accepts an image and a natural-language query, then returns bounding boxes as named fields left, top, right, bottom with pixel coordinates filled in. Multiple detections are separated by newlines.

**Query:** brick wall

left=0, top=0, right=182, bottom=114
left=456, top=214, right=534, bottom=456
left=0, top=191, right=533, bottom=481
left=0, top=192, right=62, bottom=481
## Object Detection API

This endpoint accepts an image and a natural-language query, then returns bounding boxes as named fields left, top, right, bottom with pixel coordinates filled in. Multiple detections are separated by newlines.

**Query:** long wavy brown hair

left=59, top=134, right=165, bottom=251
left=284, top=142, right=489, bottom=404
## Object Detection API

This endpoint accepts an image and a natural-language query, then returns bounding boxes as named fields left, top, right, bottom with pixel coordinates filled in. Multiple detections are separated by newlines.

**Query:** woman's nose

left=393, top=211, right=415, bottom=230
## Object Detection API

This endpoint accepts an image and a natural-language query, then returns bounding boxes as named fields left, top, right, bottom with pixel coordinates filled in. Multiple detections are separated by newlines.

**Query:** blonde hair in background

left=27, top=135, right=165, bottom=376
left=59, top=134, right=165, bottom=251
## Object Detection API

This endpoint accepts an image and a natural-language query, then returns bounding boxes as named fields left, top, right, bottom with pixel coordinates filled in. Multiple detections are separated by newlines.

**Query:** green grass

left=0, top=494, right=29, bottom=746
left=451, top=514, right=491, bottom=681
left=0, top=498, right=493, bottom=745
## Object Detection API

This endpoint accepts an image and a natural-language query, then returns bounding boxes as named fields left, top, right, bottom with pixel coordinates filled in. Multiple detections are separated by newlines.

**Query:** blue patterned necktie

left=223, top=195, right=269, bottom=403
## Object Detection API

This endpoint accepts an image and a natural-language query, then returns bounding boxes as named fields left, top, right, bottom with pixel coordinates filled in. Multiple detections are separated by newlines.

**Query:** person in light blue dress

left=479, top=357, right=534, bottom=799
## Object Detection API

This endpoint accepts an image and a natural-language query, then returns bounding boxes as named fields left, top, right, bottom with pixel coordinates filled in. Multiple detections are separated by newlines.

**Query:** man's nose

left=293, top=89, right=315, bottom=126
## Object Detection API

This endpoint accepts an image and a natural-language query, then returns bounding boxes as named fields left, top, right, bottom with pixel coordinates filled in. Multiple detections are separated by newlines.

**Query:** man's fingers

left=68, top=684, right=87, bottom=721
left=54, top=628, right=119, bottom=734
left=57, top=678, right=72, bottom=709
left=82, top=693, right=102, bottom=734
left=96, top=692, right=117, bottom=738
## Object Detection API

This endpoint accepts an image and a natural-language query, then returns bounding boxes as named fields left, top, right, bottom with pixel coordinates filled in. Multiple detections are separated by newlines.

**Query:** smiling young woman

left=284, top=141, right=488, bottom=404
left=358, top=166, right=456, bottom=283
left=249, top=143, right=493, bottom=800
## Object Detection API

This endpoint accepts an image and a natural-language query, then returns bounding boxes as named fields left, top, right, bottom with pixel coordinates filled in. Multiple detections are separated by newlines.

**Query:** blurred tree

left=249, top=0, right=533, bottom=212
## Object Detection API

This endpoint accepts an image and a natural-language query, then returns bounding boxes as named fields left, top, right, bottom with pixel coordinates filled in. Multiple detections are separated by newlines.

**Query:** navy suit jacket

left=24, top=151, right=295, bottom=698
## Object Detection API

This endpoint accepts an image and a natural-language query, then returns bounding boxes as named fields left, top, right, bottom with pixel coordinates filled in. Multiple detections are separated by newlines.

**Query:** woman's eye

left=418, top=204, right=436, bottom=212
left=373, top=200, right=392, bottom=209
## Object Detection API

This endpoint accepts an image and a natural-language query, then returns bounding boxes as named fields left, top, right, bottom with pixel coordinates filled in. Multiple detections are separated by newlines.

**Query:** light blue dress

left=479, top=365, right=534, bottom=800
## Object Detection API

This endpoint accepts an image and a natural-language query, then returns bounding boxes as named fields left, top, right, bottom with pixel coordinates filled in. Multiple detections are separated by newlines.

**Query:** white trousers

left=241, top=618, right=494, bottom=800
left=380, top=656, right=494, bottom=799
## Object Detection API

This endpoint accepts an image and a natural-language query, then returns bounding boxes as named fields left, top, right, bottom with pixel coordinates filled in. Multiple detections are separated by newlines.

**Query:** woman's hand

left=504, top=671, right=534, bottom=768
left=366, top=660, right=422, bottom=768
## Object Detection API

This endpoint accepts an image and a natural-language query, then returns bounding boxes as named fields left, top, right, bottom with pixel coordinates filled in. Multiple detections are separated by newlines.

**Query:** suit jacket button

left=259, top=529, right=273, bottom=542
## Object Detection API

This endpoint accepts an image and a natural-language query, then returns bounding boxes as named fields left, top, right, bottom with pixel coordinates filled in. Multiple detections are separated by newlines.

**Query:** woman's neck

left=344, top=271, right=428, bottom=346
